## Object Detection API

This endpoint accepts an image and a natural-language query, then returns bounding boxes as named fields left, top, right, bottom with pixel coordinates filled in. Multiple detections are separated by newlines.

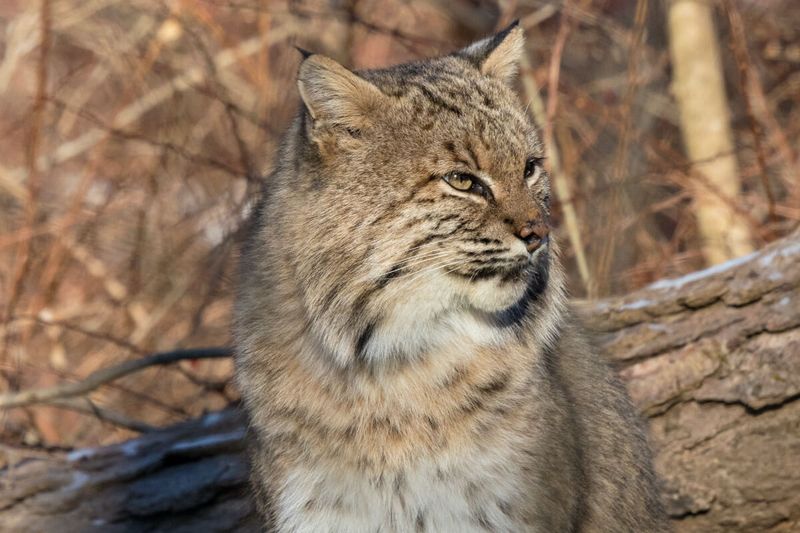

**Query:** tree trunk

left=667, top=0, right=755, bottom=264
left=2, top=232, right=798, bottom=532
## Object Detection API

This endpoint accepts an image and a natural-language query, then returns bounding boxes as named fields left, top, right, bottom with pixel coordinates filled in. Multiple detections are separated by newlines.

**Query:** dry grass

left=0, top=0, right=797, bottom=449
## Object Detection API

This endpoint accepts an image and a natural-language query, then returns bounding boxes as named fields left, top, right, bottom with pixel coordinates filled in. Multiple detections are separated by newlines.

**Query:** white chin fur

left=359, top=271, right=522, bottom=364
left=463, top=276, right=526, bottom=312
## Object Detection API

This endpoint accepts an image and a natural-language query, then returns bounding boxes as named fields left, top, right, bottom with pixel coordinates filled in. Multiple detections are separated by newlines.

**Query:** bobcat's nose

left=515, top=220, right=550, bottom=253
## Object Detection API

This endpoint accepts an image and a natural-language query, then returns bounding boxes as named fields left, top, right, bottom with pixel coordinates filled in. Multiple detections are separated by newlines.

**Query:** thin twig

left=3, top=0, right=50, bottom=324
left=531, top=4, right=593, bottom=295
left=0, top=347, right=231, bottom=408
left=47, top=397, right=156, bottom=433
left=595, top=0, right=648, bottom=296
left=10, top=315, right=145, bottom=354
left=723, top=0, right=776, bottom=225
left=4, top=21, right=296, bottom=185
left=5, top=357, right=190, bottom=417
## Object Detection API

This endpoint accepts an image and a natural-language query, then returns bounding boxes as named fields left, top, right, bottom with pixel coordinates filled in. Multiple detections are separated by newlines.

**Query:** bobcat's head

left=261, top=22, right=564, bottom=366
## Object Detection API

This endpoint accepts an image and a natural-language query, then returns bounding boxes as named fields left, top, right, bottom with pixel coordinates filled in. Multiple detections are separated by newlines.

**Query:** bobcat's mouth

left=453, top=244, right=550, bottom=320
left=450, top=242, right=549, bottom=284
left=448, top=258, right=528, bottom=282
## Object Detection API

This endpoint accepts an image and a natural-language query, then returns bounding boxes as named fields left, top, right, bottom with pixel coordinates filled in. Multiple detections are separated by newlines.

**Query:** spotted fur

left=235, top=22, right=669, bottom=533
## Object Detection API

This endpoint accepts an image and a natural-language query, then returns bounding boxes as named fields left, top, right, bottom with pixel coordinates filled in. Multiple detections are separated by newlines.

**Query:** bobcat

left=234, top=22, right=669, bottom=533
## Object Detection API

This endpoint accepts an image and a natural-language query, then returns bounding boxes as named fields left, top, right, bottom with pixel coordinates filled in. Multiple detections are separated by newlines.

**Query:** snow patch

left=119, top=439, right=142, bottom=456
left=67, top=448, right=97, bottom=462
left=63, top=471, right=90, bottom=492
left=758, top=241, right=800, bottom=268
left=169, top=430, right=245, bottom=453
left=201, top=411, right=227, bottom=427
left=650, top=240, right=799, bottom=291
left=619, top=298, right=652, bottom=310
left=649, top=251, right=759, bottom=290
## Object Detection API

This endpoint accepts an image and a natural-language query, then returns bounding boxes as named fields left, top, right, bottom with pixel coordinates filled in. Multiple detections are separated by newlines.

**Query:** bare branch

left=47, top=397, right=156, bottom=433
left=3, top=20, right=297, bottom=187
left=0, top=347, right=231, bottom=409
left=525, top=4, right=594, bottom=295
left=723, top=0, right=777, bottom=225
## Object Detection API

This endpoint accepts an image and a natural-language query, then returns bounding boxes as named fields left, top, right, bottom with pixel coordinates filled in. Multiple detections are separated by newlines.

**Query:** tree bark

left=582, top=230, right=800, bottom=532
left=2, top=233, right=798, bottom=532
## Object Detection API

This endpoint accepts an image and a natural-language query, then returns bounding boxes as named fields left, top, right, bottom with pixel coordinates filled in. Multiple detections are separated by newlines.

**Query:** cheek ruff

left=489, top=250, right=550, bottom=328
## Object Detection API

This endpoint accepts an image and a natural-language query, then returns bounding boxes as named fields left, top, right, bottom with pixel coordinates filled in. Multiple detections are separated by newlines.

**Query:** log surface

left=582, top=232, right=800, bottom=532
left=2, top=233, right=799, bottom=532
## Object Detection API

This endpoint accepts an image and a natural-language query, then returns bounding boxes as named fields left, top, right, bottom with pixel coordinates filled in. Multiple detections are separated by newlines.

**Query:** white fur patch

left=274, top=447, right=532, bottom=532
left=359, top=270, right=512, bottom=365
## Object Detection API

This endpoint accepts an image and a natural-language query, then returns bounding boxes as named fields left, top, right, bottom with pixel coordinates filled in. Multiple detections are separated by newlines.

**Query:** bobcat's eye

left=443, top=172, right=473, bottom=191
left=442, top=172, right=491, bottom=199
left=524, top=157, right=545, bottom=184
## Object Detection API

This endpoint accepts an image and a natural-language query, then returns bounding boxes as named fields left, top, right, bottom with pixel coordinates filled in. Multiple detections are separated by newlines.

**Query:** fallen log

left=2, top=232, right=798, bottom=532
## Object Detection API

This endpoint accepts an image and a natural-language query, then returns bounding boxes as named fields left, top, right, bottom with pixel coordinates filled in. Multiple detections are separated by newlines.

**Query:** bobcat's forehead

left=367, top=57, right=541, bottom=182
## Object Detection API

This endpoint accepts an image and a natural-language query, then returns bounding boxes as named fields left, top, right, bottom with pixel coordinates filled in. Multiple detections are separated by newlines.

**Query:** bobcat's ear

left=297, top=54, right=386, bottom=128
left=459, top=20, right=525, bottom=84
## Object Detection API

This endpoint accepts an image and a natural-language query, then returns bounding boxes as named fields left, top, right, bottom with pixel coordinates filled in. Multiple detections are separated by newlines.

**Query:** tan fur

left=235, top=21, right=669, bottom=532
left=298, top=54, right=388, bottom=126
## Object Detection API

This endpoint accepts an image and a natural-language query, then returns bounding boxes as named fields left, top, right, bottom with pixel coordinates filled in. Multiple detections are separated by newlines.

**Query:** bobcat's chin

left=465, top=278, right=526, bottom=312
left=462, top=248, right=550, bottom=315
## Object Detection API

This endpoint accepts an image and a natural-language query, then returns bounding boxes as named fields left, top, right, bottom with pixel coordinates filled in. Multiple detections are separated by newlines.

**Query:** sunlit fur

left=235, top=23, right=669, bottom=533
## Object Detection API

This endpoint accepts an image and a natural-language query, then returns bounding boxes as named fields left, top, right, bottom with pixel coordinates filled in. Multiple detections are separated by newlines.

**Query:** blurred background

left=0, top=0, right=797, bottom=451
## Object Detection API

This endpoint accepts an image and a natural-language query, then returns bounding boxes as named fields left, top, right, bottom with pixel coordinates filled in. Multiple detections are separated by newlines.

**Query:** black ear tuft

left=482, top=19, right=520, bottom=55
left=294, top=46, right=314, bottom=60
left=457, top=20, right=525, bottom=84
